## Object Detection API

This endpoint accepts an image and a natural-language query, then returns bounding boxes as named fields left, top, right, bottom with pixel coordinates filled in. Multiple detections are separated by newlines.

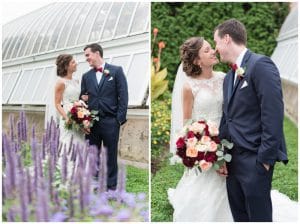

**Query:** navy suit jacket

left=219, top=50, right=288, bottom=166
left=80, top=63, right=128, bottom=125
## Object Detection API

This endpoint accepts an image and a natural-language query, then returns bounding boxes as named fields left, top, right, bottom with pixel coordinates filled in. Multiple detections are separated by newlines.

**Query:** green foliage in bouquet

left=151, top=2, right=289, bottom=91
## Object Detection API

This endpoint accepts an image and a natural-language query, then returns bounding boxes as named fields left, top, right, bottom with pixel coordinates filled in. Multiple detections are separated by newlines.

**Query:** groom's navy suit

left=219, top=50, right=288, bottom=221
left=80, top=63, right=128, bottom=189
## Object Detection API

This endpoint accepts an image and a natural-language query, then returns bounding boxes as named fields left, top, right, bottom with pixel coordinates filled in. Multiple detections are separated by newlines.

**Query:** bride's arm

left=54, top=80, right=68, bottom=120
left=182, top=83, right=193, bottom=124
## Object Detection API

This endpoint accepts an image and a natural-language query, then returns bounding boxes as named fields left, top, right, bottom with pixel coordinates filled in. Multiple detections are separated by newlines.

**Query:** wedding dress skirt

left=168, top=168, right=298, bottom=222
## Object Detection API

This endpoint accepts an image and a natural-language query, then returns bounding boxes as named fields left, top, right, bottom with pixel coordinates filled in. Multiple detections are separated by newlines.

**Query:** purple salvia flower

left=137, top=192, right=146, bottom=201
left=6, top=142, right=16, bottom=191
left=62, top=144, right=68, bottom=183
left=7, top=208, right=15, bottom=222
left=9, top=114, right=14, bottom=142
left=116, top=209, right=131, bottom=221
left=48, top=156, right=54, bottom=201
left=26, top=168, right=32, bottom=203
left=20, top=111, right=27, bottom=142
left=18, top=168, right=28, bottom=221
left=50, top=212, right=67, bottom=222
left=17, top=121, right=21, bottom=144
left=122, top=193, right=136, bottom=208
left=78, top=168, right=85, bottom=214
left=117, top=163, right=126, bottom=193
left=68, top=188, right=74, bottom=218
left=31, top=124, right=35, bottom=140
left=46, top=120, right=50, bottom=142
left=42, top=134, right=46, bottom=159
left=68, top=134, right=74, bottom=155
left=90, top=205, right=114, bottom=216
left=53, top=190, right=61, bottom=210
left=36, top=179, right=49, bottom=221
left=98, top=147, right=107, bottom=193
left=140, top=209, right=149, bottom=222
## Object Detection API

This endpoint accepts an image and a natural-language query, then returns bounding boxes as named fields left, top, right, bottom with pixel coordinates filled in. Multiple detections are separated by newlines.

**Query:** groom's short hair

left=84, top=43, right=103, bottom=58
left=215, top=19, right=247, bottom=45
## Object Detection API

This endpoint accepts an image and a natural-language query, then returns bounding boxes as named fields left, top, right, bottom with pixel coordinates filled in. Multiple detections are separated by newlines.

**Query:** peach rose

left=189, top=122, right=205, bottom=134
left=199, top=160, right=213, bottom=171
left=209, top=141, right=218, bottom=152
left=209, top=126, right=219, bottom=136
left=186, top=147, right=198, bottom=158
left=201, top=136, right=211, bottom=144
left=77, top=110, right=85, bottom=119
left=186, top=137, right=198, bottom=148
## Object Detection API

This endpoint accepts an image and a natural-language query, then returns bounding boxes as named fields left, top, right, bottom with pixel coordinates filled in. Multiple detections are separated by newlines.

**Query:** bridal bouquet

left=175, top=119, right=233, bottom=172
left=64, top=100, right=99, bottom=133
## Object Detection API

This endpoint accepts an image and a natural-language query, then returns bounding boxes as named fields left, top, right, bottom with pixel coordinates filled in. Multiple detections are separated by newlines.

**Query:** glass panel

left=111, top=55, right=130, bottom=73
left=38, top=3, right=69, bottom=53
left=32, top=67, right=55, bottom=102
left=130, top=2, right=149, bottom=34
left=101, top=2, right=123, bottom=40
left=66, top=3, right=91, bottom=47
left=47, top=3, right=74, bottom=52
left=3, top=72, right=19, bottom=103
left=76, top=2, right=101, bottom=45
left=73, top=62, right=90, bottom=81
left=21, top=68, right=44, bottom=102
left=89, top=2, right=112, bottom=42
left=56, top=3, right=85, bottom=49
left=114, top=2, right=136, bottom=38
left=126, top=52, right=149, bottom=105
left=23, top=5, right=59, bottom=57
left=10, top=70, right=33, bottom=103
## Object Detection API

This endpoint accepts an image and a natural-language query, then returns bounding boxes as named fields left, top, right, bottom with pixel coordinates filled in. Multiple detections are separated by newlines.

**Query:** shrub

left=151, top=2, right=289, bottom=90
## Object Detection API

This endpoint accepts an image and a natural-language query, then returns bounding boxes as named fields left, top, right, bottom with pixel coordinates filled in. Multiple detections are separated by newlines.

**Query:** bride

left=168, top=37, right=298, bottom=222
left=54, top=54, right=86, bottom=149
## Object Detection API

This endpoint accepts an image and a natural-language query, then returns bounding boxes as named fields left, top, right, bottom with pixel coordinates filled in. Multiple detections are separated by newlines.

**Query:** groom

left=80, top=43, right=128, bottom=190
left=215, top=19, right=288, bottom=221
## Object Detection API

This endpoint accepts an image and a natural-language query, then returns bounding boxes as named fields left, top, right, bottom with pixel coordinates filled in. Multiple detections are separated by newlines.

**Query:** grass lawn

left=151, top=117, right=298, bottom=222
left=126, top=165, right=149, bottom=195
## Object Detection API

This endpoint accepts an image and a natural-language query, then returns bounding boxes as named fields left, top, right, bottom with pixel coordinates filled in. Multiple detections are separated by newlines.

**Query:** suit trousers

left=226, top=147, right=274, bottom=222
left=86, top=116, right=120, bottom=189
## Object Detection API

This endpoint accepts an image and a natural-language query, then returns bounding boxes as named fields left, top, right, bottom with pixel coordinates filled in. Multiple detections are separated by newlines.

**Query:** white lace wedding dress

left=58, top=78, right=85, bottom=150
left=168, top=71, right=298, bottom=222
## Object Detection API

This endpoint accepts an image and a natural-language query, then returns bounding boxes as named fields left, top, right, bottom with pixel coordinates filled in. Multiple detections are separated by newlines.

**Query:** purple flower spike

left=7, top=208, right=15, bottom=222
left=9, top=114, right=14, bottom=141
left=116, top=209, right=131, bottom=221
left=117, top=163, right=126, bottom=193
left=62, top=145, right=68, bottom=183
left=50, top=212, right=67, bottom=222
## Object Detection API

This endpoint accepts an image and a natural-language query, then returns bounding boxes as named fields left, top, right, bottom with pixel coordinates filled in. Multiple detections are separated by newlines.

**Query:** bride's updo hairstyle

left=180, top=37, right=204, bottom=77
left=56, top=54, right=73, bottom=77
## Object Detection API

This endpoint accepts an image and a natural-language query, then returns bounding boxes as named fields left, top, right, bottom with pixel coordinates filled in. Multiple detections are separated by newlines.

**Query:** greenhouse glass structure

left=2, top=2, right=150, bottom=122
left=2, top=2, right=150, bottom=165
left=271, top=4, right=298, bottom=123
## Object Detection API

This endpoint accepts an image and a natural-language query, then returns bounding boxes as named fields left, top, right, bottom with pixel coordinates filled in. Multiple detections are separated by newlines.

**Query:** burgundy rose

left=198, top=120, right=206, bottom=124
left=195, top=133, right=202, bottom=140
left=196, top=151, right=205, bottom=161
left=70, top=107, right=77, bottom=115
left=187, top=131, right=195, bottom=139
left=176, top=137, right=185, bottom=149
left=182, top=157, right=196, bottom=168
left=176, top=148, right=186, bottom=159
left=205, top=152, right=217, bottom=162
left=211, top=136, right=220, bottom=144
left=204, top=125, right=210, bottom=136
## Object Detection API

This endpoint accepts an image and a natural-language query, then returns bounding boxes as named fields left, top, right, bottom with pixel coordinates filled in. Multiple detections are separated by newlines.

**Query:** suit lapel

left=228, top=50, right=252, bottom=105
left=227, top=70, right=234, bottom=103
left=98, top=63, right=109, bottom=92
left=91, top=70, right=99, bottom=91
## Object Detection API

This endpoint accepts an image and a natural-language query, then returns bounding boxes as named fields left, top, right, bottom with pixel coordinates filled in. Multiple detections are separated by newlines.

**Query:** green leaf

left=216, top=150, right=223, bottom=156
left=224, top=154, right=232, bottom=162
left=221, top=139, right=234, bottom=149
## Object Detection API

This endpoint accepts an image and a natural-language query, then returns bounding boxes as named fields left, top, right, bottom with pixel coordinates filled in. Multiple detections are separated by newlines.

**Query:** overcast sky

left=2, top=1, right=52, bottom=25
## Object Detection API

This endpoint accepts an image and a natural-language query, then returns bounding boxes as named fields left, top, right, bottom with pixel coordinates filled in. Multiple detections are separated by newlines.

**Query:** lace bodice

left=185, top=71, right=225, bottom=125
left=60, top=78, right=80, bottom=112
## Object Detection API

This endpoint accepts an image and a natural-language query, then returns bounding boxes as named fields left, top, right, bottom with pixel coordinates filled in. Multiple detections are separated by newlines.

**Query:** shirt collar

left=235, top=48, right=248, bottom=68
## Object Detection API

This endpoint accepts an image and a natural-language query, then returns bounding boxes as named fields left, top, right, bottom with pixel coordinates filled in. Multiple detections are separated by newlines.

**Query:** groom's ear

left=224, top=34, right=231, bottom=44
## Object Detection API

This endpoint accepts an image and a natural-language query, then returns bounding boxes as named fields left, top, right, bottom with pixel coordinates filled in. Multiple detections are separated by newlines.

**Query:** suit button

left=228, top=118, right=232, bottom=122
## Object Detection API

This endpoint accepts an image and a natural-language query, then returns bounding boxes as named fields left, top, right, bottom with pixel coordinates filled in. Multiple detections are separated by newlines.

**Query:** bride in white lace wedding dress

left=54, top=54, right=85, bottom=149
left=168, top=37, right=298, bottom=222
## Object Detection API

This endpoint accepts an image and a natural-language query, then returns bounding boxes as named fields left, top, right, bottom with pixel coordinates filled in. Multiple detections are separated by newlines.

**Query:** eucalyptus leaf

left=221, top=139, right=234, bottom=149
left=216, top=151, right=223, bottom=156
left=224, top=154, right=232, bottom=162
left=213, top=163, right=220, bottom=170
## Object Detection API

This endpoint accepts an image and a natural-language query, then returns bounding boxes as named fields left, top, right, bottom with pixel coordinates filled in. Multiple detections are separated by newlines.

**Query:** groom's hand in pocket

left=263, top=163, right=270, bottom=171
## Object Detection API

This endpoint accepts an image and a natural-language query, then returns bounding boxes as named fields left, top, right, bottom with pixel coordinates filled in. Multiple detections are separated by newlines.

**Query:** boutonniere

left=236, top=67, right=245, bottom=80
left=103, top=69, right=110, bottom=76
